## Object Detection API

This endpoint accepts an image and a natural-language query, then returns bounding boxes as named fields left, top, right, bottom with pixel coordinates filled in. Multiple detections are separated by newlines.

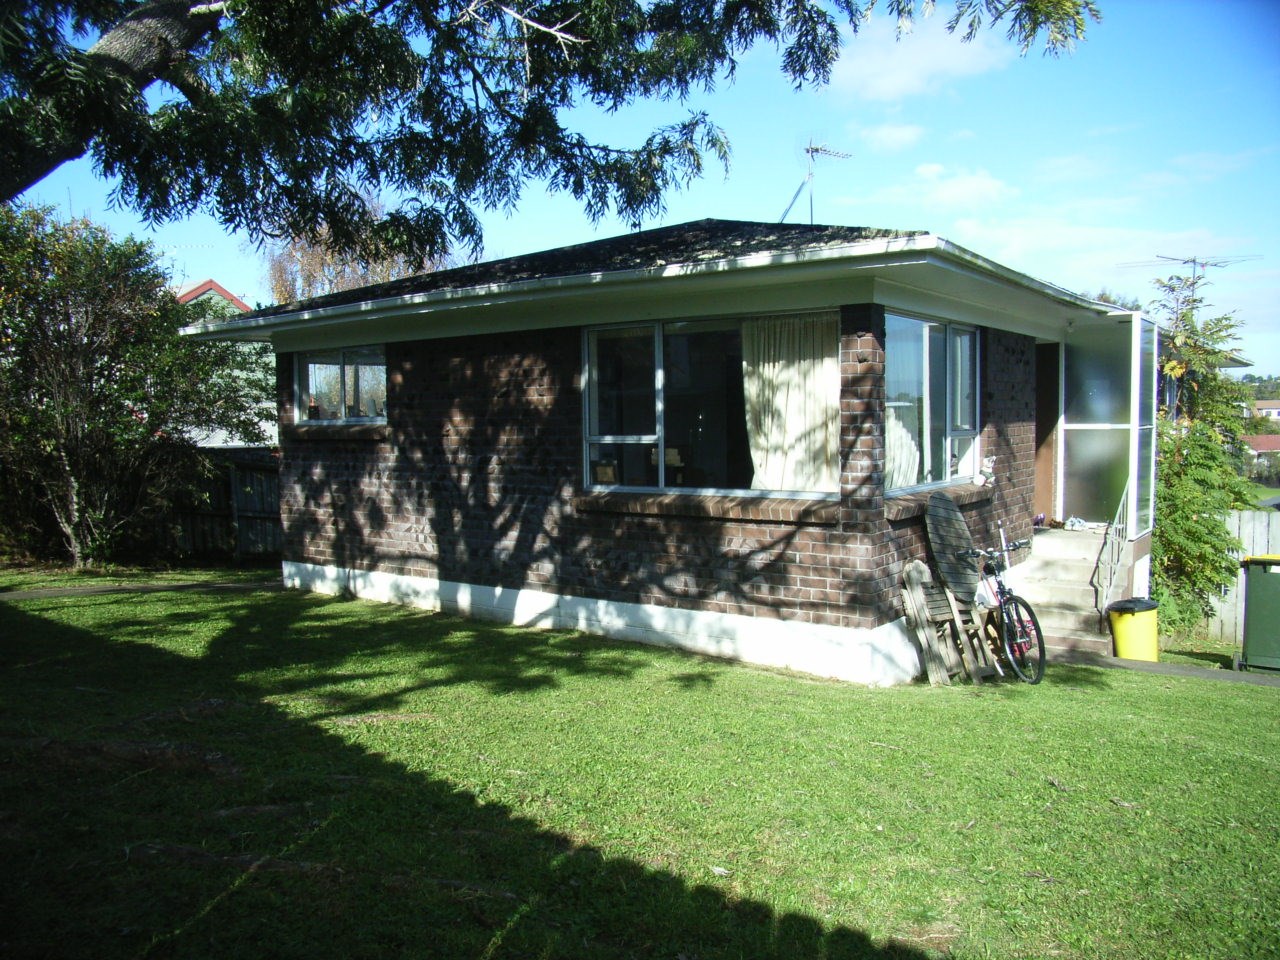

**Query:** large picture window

left=884, top=315, right=979, bottom=492
left=297, top=346, right=387, bottom=422
left=586, top=313, right=840, bottom=495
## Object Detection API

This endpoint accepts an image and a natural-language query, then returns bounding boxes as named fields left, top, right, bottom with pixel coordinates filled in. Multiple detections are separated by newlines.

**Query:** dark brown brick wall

left=978, top=326, right=1037, bottom=547
left=277, top=313, right=1038, bottom=633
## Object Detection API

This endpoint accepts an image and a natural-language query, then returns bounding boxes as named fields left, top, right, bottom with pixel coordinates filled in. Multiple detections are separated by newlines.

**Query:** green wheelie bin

left=1240, top=555, right=1280, bottom=672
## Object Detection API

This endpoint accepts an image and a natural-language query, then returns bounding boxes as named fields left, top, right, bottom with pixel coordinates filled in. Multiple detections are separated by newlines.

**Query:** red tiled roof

left=1244, top=435, right=1280, bottom=453
left=178, top=279, right=251, bottom=312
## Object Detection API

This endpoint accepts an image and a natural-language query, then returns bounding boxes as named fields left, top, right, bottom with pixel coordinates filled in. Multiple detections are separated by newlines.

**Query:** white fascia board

left=182, top=232, right=1108, bottom=348
left=181, top=233, right=941, bottom=343
left=929, top=238, right=1109, bottom=314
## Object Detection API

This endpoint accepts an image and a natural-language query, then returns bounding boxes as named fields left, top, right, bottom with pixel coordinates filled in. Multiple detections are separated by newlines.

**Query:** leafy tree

left=1243, top=415, right=1280, bottom=436
left=1239, top=373, right=1280, bottom=401
left=265, top=198, right=458, bottom=303
left=2, top=0, right=1099, bottom=265
left=1089, top=287, right=1142, bottom=311
left=0, top=204, right=274, bottom=565
left=1150, top=273, right=1254, bottom=631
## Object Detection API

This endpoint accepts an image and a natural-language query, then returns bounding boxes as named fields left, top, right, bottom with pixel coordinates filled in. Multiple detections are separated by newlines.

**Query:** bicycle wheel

left=1000, top=595, right=1045, bottom=684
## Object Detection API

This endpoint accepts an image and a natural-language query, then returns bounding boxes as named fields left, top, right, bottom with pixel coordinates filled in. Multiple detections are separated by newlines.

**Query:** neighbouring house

left=184, top=219, right=1158, bottom=685
left=1254, top=400, right=1280, bottom=422
left=175, top=278, right=282, bottom=558
left=1243, top=434, right=1280, bottom=479
left=177, top=277, right=252, bottom=313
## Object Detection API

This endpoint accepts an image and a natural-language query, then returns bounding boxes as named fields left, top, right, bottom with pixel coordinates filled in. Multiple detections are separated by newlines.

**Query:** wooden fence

left=1206, top=509, right=1280, bottom=642
left=177, top=450, right=282, bottom=560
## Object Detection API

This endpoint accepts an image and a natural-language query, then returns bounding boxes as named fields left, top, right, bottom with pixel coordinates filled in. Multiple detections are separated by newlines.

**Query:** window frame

left=295, top=345, right=388, bottom=425
left=884, top=313, right=982, bottom=496
left=582, top=313, right=841, bottom=499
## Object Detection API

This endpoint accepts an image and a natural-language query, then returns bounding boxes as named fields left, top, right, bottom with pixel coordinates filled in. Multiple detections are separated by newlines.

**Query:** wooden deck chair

left=901, top=559, right=962, bottom=685
left=923, top=492, right=999, bottom=683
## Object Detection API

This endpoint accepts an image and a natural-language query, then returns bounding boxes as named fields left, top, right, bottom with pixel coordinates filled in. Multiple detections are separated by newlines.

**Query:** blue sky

left=21, top=0, right=1280, bottom=370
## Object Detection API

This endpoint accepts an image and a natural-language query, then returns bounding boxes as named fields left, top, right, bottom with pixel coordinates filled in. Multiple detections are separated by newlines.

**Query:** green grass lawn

left=0, top=562, right=278, bottom=593
left=1159, top=631, right=1241, bottom=670
left=2, top=576, right=1278, bottom=959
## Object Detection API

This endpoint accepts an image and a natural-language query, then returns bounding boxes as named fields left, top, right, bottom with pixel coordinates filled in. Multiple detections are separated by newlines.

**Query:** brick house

left=187, top=220, right=1154, bottom=685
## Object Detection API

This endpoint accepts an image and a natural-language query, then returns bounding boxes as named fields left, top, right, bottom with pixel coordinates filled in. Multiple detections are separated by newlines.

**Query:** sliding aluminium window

left=296, top=346, right=387, bottom=423
left=585, top=313, right=840, bottom=495
left=884, top=314, right=979, bottom=493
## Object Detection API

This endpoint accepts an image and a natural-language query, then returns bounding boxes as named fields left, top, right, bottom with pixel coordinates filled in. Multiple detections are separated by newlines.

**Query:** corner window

left=585, top=313, right=840, bottom=495
left=885, top=315, right=979, bottom=492
left=297, top=346, right=387, bottom=422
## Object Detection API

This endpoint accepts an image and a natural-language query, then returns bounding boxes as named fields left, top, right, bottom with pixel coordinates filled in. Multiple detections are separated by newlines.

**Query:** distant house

left=184, top=219, right=1159, bottom=685
left=177, top=278, right=252, bottom=313
left=175, top=278, right=281, bottom=559
left=176, top=278, right=276, bottom=449
left=1243, top=434, right=1280, bottom=477
left=1254, top=400, right=1280, bottom=422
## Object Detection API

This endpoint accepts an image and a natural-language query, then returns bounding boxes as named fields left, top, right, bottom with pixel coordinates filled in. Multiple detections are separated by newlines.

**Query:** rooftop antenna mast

left=1117, top=252, right=1262, bottom=318
left=1119, top=253, right=1262, bottom=282
left=1152, top=253, right=1261, bottom=285
left=779, top=141, right=852, bottom=225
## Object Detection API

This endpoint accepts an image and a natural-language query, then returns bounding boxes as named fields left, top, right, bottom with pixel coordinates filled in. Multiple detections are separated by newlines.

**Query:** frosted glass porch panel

left=1064, top=325, right=1130, bottom=425
left=1063, top=428, right=1130, bottom=522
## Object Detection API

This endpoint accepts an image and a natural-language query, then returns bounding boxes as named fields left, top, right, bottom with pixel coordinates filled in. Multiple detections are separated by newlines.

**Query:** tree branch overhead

left=2, top=0, right=1101, bottom=264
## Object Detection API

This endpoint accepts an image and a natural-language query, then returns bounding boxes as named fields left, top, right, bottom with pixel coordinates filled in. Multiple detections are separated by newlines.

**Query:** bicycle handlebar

left=956, top=539, right=1030, bottom=561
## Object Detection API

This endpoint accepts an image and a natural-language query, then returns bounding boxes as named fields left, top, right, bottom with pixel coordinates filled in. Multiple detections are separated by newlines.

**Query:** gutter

left=182, top=232, right=1111, bottom=342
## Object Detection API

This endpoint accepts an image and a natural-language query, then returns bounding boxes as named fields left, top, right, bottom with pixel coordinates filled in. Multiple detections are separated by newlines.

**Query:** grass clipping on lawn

left=1, top=580, right=1278, bottom=960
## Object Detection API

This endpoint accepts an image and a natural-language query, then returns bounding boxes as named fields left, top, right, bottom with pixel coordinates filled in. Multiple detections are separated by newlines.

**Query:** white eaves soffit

left=182, top=234, right=1114, bottom=352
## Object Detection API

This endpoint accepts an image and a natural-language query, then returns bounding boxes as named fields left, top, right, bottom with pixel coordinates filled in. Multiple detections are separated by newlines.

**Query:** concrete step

left=1009, top=527, right=1112, bottom=659
left=1015, top=558, right=1097, bottom=585
left=1037, top=605, right=1103, bottom=637
left=1045, top=630, right=1113, bottom=659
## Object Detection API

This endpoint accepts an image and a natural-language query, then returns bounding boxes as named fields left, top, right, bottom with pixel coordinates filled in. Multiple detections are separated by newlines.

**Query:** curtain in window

left=741, top=314, right=839, bottom=492
left=884, top=409, right=921, bottom=489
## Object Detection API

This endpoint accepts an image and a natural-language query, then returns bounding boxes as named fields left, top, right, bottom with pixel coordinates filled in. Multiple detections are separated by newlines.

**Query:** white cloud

left=944, top=216, right=1262, bottom=311
left=829, top=163, right=1017, bottom=223
left=831, top=14, right=1016, bottom=102
left=1133, top=147, right=1278, bottom=193
left=1170, top=147, right=1276, bottom=178
left=857, top=122, right=925, bottom=152
left=913, top=163, right=1017, bottom=207
left=1033, top=153, right=1110, bottom=184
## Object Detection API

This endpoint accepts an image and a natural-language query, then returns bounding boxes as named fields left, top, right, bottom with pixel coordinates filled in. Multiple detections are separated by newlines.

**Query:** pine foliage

left=2, top=1, right=1099, bottom=264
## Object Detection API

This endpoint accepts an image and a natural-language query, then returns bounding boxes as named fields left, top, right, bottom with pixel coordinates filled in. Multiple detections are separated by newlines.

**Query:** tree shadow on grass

left=0, top=593, right=934, bottom=960
left=1165, top=650, right=1235, bottom=670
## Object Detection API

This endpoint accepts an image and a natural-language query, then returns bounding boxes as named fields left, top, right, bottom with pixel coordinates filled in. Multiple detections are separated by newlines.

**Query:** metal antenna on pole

left=779, top=141, right=852, bottom=224
left=1153, top=253, right=1261, bottom=285
left=1119, top=253, right=1262, bottom=280
left=1117, top=253, right=1262, bottom=318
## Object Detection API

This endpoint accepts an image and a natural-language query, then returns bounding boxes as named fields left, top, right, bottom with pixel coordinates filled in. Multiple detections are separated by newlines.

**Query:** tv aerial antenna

left=1119, top=253, right=1262, bottom=283
left=779, top=141, right=852, bottom=225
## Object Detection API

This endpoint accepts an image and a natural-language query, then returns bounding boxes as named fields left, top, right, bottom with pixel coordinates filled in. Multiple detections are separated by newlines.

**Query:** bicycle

left=960, top=527, right=1046, bottom=684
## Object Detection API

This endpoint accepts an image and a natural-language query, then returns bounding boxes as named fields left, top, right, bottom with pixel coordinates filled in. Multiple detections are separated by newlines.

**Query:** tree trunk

left=1, top=1, right=223, bottom=201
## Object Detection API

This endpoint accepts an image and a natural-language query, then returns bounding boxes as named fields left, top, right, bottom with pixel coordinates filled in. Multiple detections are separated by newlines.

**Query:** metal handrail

left=1091, top=481, right=1131, bottom=626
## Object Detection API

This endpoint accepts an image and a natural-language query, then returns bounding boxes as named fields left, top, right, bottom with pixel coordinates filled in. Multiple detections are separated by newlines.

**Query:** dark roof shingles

left=249, top=218, right=923, bottom=320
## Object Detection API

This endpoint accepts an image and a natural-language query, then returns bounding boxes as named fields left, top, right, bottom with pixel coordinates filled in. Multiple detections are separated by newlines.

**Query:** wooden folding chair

left=923, top=492, right=999, bottom=682
left=901, top=559, right=961, bottom=685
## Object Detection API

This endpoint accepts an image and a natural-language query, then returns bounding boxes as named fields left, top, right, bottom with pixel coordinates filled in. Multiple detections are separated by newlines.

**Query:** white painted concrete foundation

left=282, top=561, right=923, bottom=687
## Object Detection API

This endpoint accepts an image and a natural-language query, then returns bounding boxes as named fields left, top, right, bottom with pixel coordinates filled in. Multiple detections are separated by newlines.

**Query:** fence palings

left=1207, top=509, right=1280, bottom=643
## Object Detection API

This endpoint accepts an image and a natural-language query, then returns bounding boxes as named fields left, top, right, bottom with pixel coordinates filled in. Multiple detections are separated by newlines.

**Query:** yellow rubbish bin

left=1107, top=598, right=1159, bottom=662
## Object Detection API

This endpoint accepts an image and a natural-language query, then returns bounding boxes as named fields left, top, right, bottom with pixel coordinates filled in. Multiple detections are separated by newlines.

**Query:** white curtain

left=884, top=407, right=921, bottom=489
left=741, top=313, right=839, bottom=492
